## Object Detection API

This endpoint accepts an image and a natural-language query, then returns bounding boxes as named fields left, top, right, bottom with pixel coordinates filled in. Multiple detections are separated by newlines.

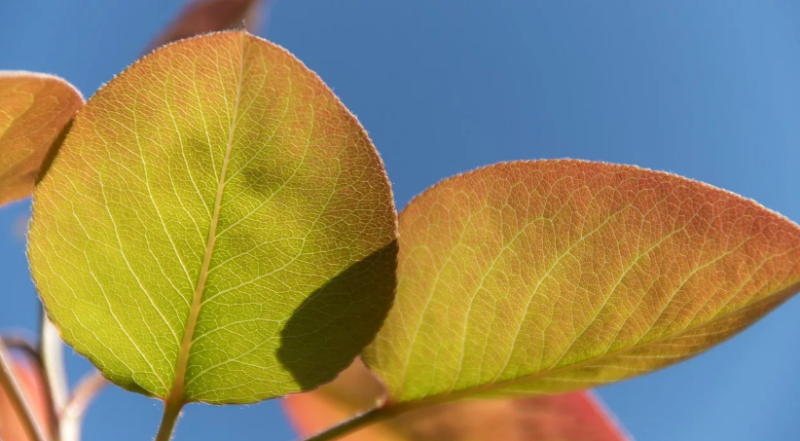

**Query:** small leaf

left=283, top=359, right=630, bottom=441
left=29, top=31, right=397, bottom=405
left=0, top=72, right=83, bottom=206
left=148, top=0, right=265, bottom=51
left=365, top=160, right=800, bottom=403
left=0, top=352, right=55, bottom=441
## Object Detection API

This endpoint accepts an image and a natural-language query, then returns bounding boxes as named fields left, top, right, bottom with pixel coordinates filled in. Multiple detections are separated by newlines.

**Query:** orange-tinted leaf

left=283, top=359, right=630, bottom=441
left=0, top=353, right=54, bottom=441
left=0, top=72, right=82, bottom=206
left=365, top=160, right=800, bottom=404
left=149, top=0, right=265, bottom=51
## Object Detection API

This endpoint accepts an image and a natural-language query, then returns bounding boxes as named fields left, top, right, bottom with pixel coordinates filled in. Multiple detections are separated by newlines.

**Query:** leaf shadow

left=35, top=119, right=74, bottom=186
left=277, top=240, right=398, bottom=391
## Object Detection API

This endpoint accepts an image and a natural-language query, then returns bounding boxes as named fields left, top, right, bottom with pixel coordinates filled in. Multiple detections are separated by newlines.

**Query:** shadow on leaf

left=278, top=240, right=398, bottom=391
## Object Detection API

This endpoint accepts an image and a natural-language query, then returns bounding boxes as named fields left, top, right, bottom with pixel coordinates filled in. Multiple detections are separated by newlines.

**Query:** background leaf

left=0, top=72, right=82, bottom=206
left=283, top=359, right=630, bottom=441
left=28, top=31, right=397, bottom=405
left=365, top=160, right=800, bottom=403
left=148, top=0, right=265, bottom=51
left=0, top=351, right=54, bottom=441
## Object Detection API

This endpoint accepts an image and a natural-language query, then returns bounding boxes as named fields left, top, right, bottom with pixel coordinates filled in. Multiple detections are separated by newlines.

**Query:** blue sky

left=2, top=1, right=800, bottom=440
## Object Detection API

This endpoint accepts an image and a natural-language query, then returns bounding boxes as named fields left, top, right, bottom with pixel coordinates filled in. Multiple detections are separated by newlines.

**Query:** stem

left=60, top=372, right=108, bottom=441
left=40, top=317, right=69, bottom=412
left=40, top=314, right=68, bottom=441
left=300, top=407, right=397, bottom=441
left=0, top=337, right=51, bottom=441
left=154, top=398, right=184, bottom=441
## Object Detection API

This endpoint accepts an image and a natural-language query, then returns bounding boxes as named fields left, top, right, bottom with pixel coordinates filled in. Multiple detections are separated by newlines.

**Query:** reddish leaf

left=148, top=0, right=265, bottom=51
left=0, top=353, right=54, bottom=441
left=283, top=359, right=631, bottom=441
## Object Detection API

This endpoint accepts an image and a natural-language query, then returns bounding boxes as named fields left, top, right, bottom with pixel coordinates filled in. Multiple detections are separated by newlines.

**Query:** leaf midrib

left=165, top=32, right=247, bottom=406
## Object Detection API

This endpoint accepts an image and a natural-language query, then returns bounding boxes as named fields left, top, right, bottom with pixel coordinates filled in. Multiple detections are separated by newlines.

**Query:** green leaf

left=365, top=160, right=800, bottom=404
left=28, top=31, right=398, bottom=405
left=0, top=72, right=83, bottom=206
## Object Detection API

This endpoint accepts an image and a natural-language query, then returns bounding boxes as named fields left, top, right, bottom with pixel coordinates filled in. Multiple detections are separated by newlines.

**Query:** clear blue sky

left=2, top=1, right=800, bottom=440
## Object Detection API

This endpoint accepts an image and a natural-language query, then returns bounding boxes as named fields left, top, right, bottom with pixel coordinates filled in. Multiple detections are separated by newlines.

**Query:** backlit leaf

left=283, top=359, right=630, bottom=441
left=28, top=31, right=397, bottom=405
left=365, top=160, right=800, bottom=403
left=0, top=72, right=83, bottom=206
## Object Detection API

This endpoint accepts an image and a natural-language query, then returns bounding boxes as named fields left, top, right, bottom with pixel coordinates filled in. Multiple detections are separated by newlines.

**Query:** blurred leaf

left=365, top=160, right=800, bottom=403
left=148, top=0, right=265, bottom=51
left=284, top=359, right=630, bottom=441
left=28, top=31, right=398, bottom=405
left=0, top=72, right=82, bottom=206
left=0, top=352, right=54, bottom=441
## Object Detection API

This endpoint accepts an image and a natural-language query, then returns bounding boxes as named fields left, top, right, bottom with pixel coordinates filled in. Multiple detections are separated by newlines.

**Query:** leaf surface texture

left=29, top=31, right=397, bottom=404
left=366, top=160, right=800, bottom=402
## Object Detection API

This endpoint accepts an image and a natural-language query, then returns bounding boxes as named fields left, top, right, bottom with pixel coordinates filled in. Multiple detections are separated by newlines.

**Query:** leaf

left=0, top=352, right=55, bottom=441
left=148, top=0, right=265, bottom=51
left=0, top=72, right=83, bottom=206
left=28, top=31, right=398, bottom=405
left=283, top=359, right=631, bottom=441
left=365, top=160, right=800, bottom=404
